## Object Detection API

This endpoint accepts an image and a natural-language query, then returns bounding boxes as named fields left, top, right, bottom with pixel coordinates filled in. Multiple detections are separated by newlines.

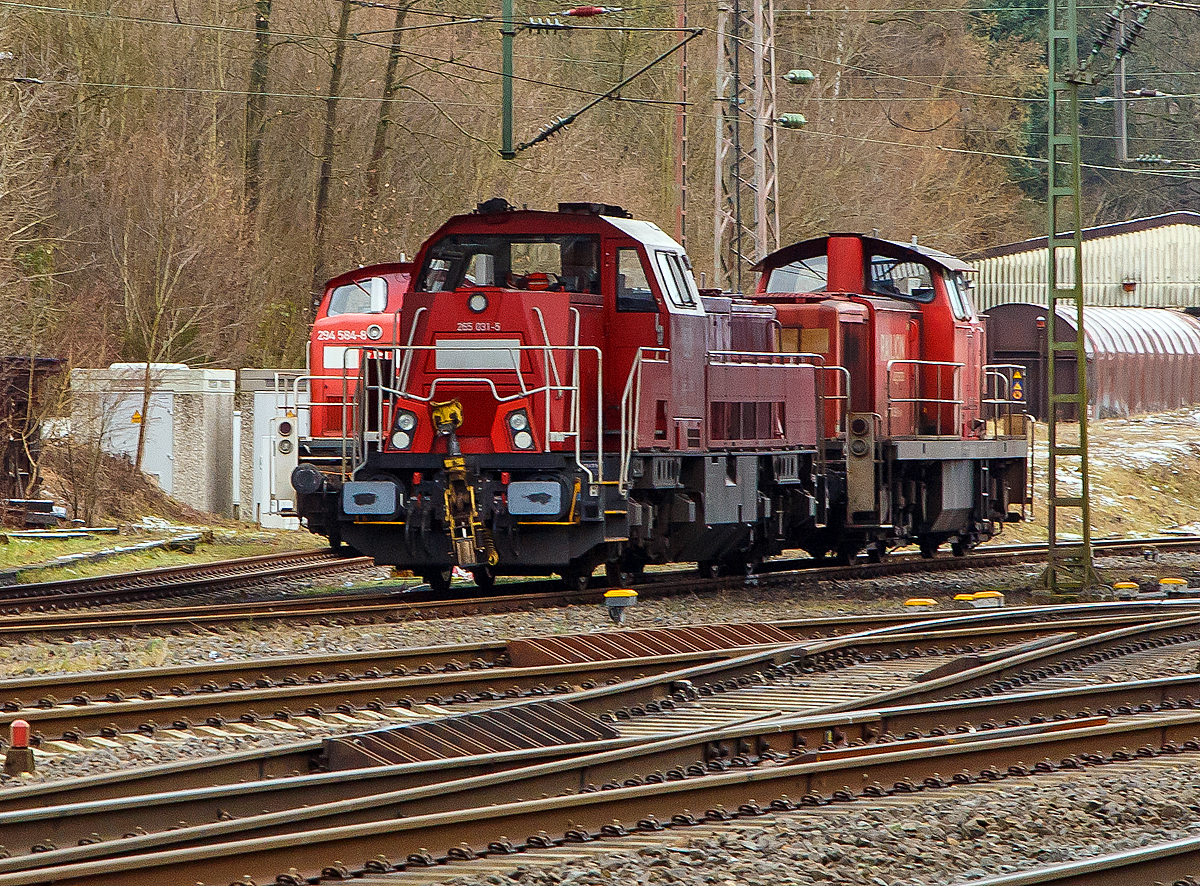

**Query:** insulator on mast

left=1089, top=6, right=1123, bottom=55
left=1114, top=8, right=1150, bottom=58
left=526, top=16, right=570, bottom=31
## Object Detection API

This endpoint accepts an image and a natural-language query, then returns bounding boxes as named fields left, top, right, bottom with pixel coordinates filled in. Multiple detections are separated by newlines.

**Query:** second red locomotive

left=291, top=199, right=1030, bottom=588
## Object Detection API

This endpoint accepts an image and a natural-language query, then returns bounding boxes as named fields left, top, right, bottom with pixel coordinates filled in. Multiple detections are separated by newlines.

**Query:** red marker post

left=5, top=719, right=35, bottom=775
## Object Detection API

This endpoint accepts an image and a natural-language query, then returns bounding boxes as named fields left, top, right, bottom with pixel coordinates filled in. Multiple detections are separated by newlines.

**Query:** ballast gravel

left=417, top=759, right=1200, bottom=886
left=5, top=549, right=1199, bottom=680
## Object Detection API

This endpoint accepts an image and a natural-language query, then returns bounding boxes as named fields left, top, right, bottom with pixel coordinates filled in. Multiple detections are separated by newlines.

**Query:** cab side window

left=868, top=256, right=935, bottom=303
left=663, top=252, right=698, bottom=307
left=328, top=276, right=387, bottom=315
left=616, top=249, right=658, bottom=312
left=944, top=272, right=974, bottom=321
left=655, top=251, right=697, bottom=308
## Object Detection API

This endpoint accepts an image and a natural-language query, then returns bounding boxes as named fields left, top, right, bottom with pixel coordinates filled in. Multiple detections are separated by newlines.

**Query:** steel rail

left=0, top=649, right=751, bottom=741
left=2, top=608, right=1182, bottom=718
left=0, top=607, right=1190, bottom=825
left=0, top=551, right=375, bottom=610
left=4, top=711, right=1200, bottom=885
left=959, top=834, right=1200, bottom=886
left=1, top=533, right=1198, bottom=627
left=10, top=609, right=1200, bottom=754
left=1, top=568, right=1198, bottom=646
left=8, top=670, right=1200, bottom=862
left=0, top=641, right=510, bottom=708
left=4, top=602, right=1196, bottom=814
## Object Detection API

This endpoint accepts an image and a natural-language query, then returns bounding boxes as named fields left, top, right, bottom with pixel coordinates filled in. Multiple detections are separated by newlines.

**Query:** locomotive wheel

left=951, top=541, right=967, bottom=557
left=697, top=561, right=720, bottom=579
left=561, top=564, right=593, bottom=591
left=866, top=544, right=884, bottom=564
left=605, top=560, right=641, bottom=588
left=327, top=530, right=359, bottom=557
left=919, top=539, right=938, bottom=559
left=423, top=568, right=453, bottom=592
left=471, top=565, right=496, bottom=589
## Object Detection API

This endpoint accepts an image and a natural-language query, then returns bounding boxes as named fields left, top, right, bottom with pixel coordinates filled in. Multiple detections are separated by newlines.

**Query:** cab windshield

left=417, top=234, right=601, bottom=294
left=327, top=276, right=387, bottom=316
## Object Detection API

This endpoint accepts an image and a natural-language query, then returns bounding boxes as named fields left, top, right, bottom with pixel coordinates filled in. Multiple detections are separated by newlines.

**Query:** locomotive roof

left=425, top=207, right=686, bottom=251
left=752, top=234, right=973, bottom=275
left=324, top=261, right=413, bottom=289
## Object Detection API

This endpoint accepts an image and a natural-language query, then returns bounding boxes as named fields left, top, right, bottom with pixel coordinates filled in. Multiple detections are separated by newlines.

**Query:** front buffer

left=301, top=442, right=620, bottom=591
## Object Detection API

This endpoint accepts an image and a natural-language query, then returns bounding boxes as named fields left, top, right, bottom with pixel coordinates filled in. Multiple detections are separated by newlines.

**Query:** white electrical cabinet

left=70, top=364, right=236, bottom=515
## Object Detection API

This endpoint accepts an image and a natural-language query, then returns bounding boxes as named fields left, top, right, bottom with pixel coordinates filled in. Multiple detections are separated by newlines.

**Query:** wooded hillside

left=2, top=0, right=1197, bottom=369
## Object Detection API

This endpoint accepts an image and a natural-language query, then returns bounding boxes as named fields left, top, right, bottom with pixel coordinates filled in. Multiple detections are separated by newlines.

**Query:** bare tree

left=245, top=0, right=273, bottom=218
left=365, top=0, right=414, bottom=200
left=311, top=0, right=355, bottom=311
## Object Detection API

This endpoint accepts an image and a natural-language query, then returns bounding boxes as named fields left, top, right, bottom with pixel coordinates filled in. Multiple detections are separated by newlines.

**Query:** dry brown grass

left=996, top=409, right=1200, bottom=545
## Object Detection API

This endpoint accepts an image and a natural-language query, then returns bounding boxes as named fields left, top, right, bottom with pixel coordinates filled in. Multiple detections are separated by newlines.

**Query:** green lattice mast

left=1044, top=0, right=1097, bottom=593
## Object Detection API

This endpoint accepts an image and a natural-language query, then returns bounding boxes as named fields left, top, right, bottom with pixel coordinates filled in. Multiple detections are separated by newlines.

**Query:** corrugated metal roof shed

left=968, top=212, right=1200, bottom=311
left=985, top=303, right=1200, bottom=420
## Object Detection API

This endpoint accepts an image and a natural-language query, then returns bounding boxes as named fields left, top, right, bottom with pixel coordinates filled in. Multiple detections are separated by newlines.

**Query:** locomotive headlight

left=278, top=439, right=294, bottom=454
left=508, top=410, right=529, bottom=432
left=391, top=430, right=412, bottom=450
left=366, top=324, right=383, bottom=341
left=395, top=410, right=417, bottom=432
left=513, top=430, right=534, bottom=450
left=278, top=420, right=294, bottom=437
left=468, top=293, right=489, bottom=313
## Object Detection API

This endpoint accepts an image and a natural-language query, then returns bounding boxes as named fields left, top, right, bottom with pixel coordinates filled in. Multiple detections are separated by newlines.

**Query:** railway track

left=2, top=534, right=1199, bottom=639
left=6, top=605, right=1198, bottom=746
left=6, top=606, right=1200, bottom=884
left=0, top=550, right=376, bottom=610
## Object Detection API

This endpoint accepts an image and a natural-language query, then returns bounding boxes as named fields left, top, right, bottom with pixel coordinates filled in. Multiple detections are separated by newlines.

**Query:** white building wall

left=71, top=365, right=236, bottom=515
left=973, top=222, right=1200, bottom=311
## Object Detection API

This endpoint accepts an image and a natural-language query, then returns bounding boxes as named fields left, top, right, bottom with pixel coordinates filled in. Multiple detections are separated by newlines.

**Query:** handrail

left=983, top=362, right=1029, bottom=441
left=618, top=347, right=670, bottom=491
left=885, top=358, right=964, bottom=436
left=395, top=306, right=427, bottom=393
left=350, top=342, right=605, bottom=486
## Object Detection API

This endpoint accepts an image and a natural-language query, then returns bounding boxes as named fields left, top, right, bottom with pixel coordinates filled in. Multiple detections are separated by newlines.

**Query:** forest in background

left=1, top=0, right=1199, bottom=372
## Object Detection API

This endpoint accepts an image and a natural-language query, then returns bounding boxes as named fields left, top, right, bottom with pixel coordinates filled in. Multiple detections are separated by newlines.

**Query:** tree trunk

left=244, top=0, right=272, bottom=217
left=311, top=0, right=354, bottom=314
left=134, top=357, right=153, bottom=472
left=365, top=1, right=411, bottom=200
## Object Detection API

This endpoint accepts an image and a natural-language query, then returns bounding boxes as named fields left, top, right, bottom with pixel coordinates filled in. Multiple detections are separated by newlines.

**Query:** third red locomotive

left=291, top=199, right=1030, bottom=588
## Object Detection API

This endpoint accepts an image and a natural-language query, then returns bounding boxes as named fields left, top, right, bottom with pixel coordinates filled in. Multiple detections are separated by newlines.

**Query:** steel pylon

left=713, top=0, right=778, bottom=293
left=1043, top=0, right=1097, bottom=594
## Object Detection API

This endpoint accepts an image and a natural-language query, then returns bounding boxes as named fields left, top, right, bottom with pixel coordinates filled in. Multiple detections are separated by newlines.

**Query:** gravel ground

left=414, top=759, right=1200, bottom=885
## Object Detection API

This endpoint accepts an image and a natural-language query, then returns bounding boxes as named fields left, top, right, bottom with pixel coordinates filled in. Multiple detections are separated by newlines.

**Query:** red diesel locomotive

left=291, top=199, right=1030, bottom=588
left=302, top=261, right=413, bottom=452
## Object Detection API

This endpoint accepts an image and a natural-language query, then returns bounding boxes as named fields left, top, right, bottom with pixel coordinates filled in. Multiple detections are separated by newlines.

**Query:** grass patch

left=996, top=410, right=1200, bottom=545
left=10, top=530, right=324, bottom=584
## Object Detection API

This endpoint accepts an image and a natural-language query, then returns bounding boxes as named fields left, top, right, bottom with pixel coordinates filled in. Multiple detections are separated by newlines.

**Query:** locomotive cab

left=308, top=262, right=412, bottom=444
